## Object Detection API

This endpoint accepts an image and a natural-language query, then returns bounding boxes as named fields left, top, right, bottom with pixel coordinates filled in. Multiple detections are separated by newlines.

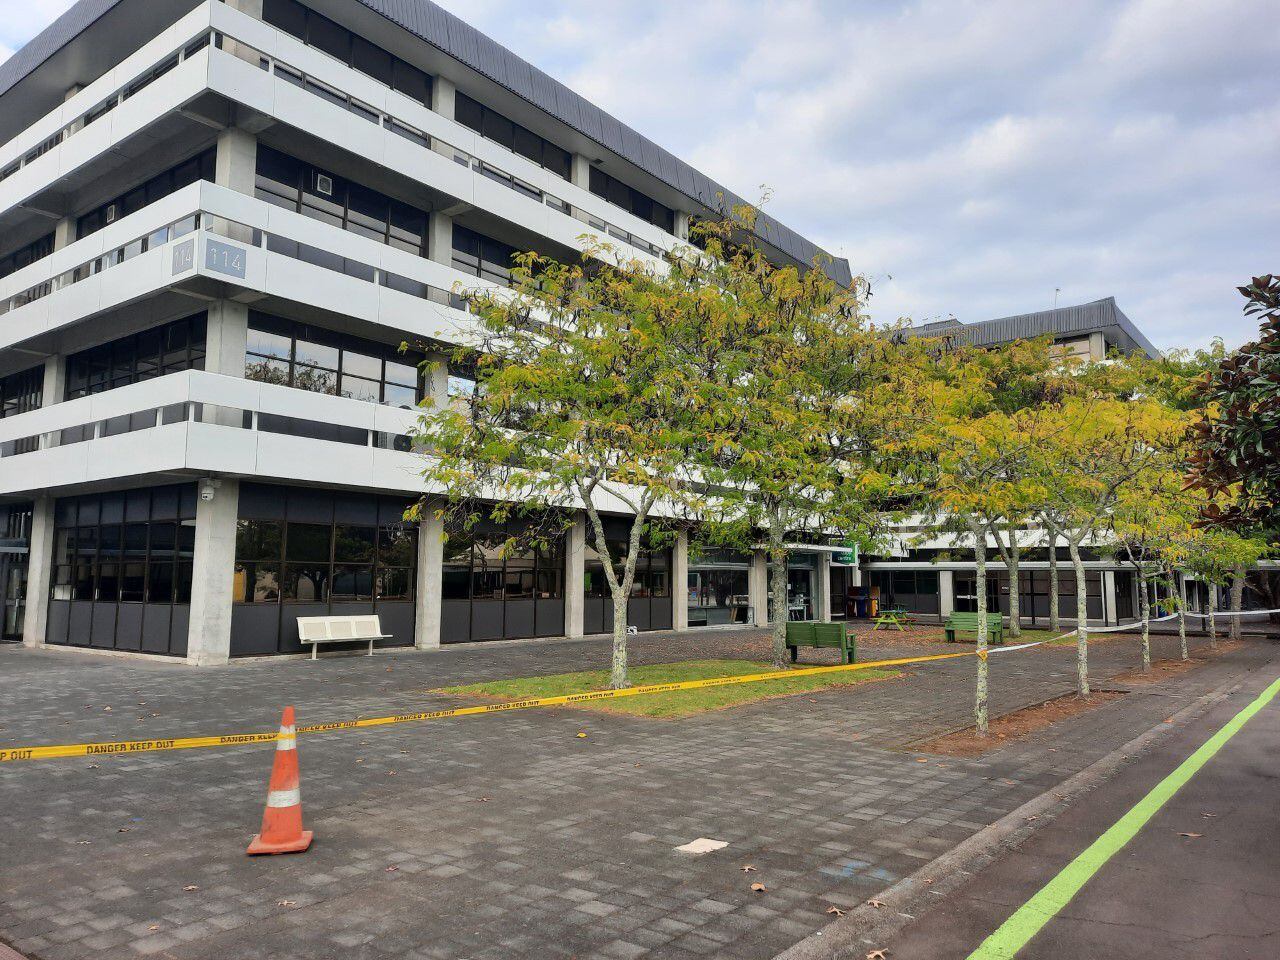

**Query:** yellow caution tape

left=0, top=645, right=1016, bottom=764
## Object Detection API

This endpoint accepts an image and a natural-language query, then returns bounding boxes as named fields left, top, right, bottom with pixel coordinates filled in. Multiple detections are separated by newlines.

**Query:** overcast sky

left=4, top=0, right=1277, bottom=349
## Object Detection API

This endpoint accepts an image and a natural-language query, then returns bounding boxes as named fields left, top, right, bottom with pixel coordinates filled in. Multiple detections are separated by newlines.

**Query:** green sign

left=835, top=543, right=858, bottom=565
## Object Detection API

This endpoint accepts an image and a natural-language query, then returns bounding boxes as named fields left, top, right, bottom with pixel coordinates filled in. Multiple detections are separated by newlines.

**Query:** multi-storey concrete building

left=0, top=0, right=858, bottom=662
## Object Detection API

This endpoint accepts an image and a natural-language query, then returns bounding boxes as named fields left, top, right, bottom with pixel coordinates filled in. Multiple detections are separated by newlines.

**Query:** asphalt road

left=883, top=655, right=1280, bottom=960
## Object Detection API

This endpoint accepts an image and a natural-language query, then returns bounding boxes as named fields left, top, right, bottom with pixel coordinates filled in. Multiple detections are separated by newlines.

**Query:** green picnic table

left=873, top=607, right=911, bottom=630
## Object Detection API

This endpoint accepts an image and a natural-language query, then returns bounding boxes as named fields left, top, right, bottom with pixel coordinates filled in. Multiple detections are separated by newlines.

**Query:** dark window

left=254, top=145, right=430, bottom=256
left=454, top=92, right=571, bottom=181
left=306, top=11, right=350, bottom=62
left=263, top=0, right=307, bottom=38
left=244, top=310, right=424, bottom=408
left=77, top=149, right=215, bottom=241
left=391, top=59, right=432, bottom=107
left=589, top=167, right=675, bottom=233
left=452, top=225, right=520, bottom=287
left=0, top=367, right=43, bottom=429
left=65, top=314, right=207, bottom=401
left=351, top=36, right=392, bottom=85
left=0, top=233, right=54, bottom=280
left=49, top=484, right=198, bottom=654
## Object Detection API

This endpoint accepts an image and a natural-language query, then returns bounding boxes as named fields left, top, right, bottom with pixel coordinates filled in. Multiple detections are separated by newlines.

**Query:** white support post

left=415, top=508, right=444, bottom=649
left=673, top=530, right=689, bottom=630
left=565, top=516, right=586, bottom=638
left=818, top=552, right=833, bottom=622
left=186, top=479, right=240, bottom=665
left=570, top=154, right=592, bottom=191
left=21, top=498, right=55, bottom=648
left=428, top=212, right=454, bottom=266
left=1102, top=569, right=1118, bottom=627
left=750, top=550, right=769, bottom=627
left=939, top=570, right=956, bottom=618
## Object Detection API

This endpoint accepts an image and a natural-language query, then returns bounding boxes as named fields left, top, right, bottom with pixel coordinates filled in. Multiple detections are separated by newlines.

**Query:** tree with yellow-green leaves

left=677, top=209, right=923, bottom=670
left=1030, top=390, right=1192, bottom=695
left=904, top=338, right=1066, bottom=734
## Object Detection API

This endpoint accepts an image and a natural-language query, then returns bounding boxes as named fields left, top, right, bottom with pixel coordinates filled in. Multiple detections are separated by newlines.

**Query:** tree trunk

left=1171, top=566, right=1188, bottom=661
left=1207, top=583, right=1218, bottom=649
left=1007, top=532, right=1022, bottom=640
left=1047, top=530, right=1061, bottom=631
left=1067, top=538, right=1090, bottom=697
left=1229, top=565, right=1245, bottom=641
left=973, top=526, right=989, bottom=736
left=769, top=539, right=790, bottom=671
left=1138, top=570, right=1151, bottom=672
left=610, top=593, right=630, bottom=688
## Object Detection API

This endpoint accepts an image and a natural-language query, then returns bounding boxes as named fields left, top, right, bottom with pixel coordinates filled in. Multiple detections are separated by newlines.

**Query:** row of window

left=1, top=365, right=43, bottom=420
left=454, top=92, right=572, bottom=181
left=51, top=486, right=199, bottom=605
left=234, top=486, right=418, bottom=605
left=245, top=310, right=423, bottom=408
left=263, top=0, right=433, bottom=107
left=0, top=233, right=54, bottom=281
left=451, top=224, right=522, bottom=287
left=77, top=149, right=215, bottom=240
left=589, top=167, right=675, bottom=234
left=255, top=145, right=431, bottom=256
left=441, top=520, right=566, bottom=602
left=64, top=314, right=207, bottom=401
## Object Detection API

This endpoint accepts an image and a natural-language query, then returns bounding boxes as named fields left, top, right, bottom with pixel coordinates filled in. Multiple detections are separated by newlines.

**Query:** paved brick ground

left=0, top=625, right=1271, bottom=960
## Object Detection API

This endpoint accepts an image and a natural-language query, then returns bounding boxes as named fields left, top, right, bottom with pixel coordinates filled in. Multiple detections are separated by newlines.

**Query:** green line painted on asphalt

left=966, top=673, right=1280, bottom=960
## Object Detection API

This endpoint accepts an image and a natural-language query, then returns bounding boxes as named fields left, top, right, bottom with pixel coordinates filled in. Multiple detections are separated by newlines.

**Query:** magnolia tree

left=409, top=240, right=712, bottom=689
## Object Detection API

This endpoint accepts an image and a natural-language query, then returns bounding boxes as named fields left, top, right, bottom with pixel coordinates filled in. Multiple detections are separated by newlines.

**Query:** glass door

left=1, top=555, right=25, bottom=642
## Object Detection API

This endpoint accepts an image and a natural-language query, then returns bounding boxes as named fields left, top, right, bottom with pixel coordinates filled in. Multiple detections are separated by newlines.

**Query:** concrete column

left=939, top=570, right=956, bottom=618
left=415, top=508, right=444, bottom=649
left=673, top=530, right=689, bottom=630
left=565, top=516, right=586, bottom=638
left=215, top=127, right=257, bottom=196
left=21, top=498, right=56, bottom=648
left=749, top=550, right=769, bottom=627
left=431, top=75, right=456, bottom=118
left=223, top=0, right=264, bottom=64
left=214, top=128, right=258, bottom=242
left=428, top=212, right=454, bottom=266
left=571, top=154, right=592, bottom=191
left=52, top=215, right=76, bottom=252
left=38, top=356, right=66, bottom=450
left=186, top=479, right=239, bottom=665
left=674, top=210, right=691, bottom=241
left=818, top=552, right=832, bottom=622
left=1102, top=569, right=1117, bottom=626
left=205, top=301, right=249, bottom=376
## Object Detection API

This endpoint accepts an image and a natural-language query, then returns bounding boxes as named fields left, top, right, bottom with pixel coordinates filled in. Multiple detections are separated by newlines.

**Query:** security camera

left=199, top=478, right=221, bottom=502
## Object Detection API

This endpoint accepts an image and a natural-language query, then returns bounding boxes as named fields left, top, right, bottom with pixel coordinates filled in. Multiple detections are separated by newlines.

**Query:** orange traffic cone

left=247, top=706, right=313, bottom=855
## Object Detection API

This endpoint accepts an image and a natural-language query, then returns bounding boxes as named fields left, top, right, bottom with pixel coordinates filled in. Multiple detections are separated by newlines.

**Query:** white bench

left=296, top=615, right=392, bottom=659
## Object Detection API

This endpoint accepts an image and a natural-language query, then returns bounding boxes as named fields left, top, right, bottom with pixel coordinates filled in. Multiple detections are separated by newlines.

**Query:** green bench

left=785, top=621, right=856, bottom=664
left=944, top=611, right=1004, bottom=645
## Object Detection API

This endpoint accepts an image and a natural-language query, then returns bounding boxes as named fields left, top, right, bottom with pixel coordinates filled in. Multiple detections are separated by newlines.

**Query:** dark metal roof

left=0, top=0, right=117, bottom=98
left=910, top=297, right=1160, bottom=358
left=0, top=0, right=852, bottom=287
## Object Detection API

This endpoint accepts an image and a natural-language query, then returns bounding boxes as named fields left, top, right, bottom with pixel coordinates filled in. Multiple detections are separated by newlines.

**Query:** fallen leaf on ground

left=117, top=827, right=132, bottom=833
left=915, top=758, right=928, bottom=763
left=75, top=840, right=92, bottom=845
left=182, top=885, right=199, bottom=892
left=277, top=900, right=297, bottom=907
left=148, top=925, right=159, bottom=932
left=867, top=950, right=888, bottom=960
left=385, top=866, right=399, bottom=873
left=867, top=899, right=885, bottom=909
left=576, top=732, right=588, bottom=738
left=741, top=865, right=757, bottom=873
left=1178, top=832, right=1203, bottom=839
left=470, top=797, right=492, bottom=803
left=1201, top=813, right=1218, bottom=818
left=750, top=882, right=766, bottom=893
left=923, top=878, right=935, bottom=885
left=826, top=906, right=845, bottom=916
left=1025, top=815, right=1039, bottom=822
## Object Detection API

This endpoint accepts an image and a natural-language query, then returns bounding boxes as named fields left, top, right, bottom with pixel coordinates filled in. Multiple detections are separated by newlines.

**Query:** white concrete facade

left=0, top=0, right=846, bottom=661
